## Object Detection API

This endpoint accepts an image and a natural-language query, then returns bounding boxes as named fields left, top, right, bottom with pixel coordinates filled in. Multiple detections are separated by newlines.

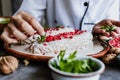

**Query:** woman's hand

left=0, top=11, right=45, bottom=44
left=92, top=19, right=120, bottom=37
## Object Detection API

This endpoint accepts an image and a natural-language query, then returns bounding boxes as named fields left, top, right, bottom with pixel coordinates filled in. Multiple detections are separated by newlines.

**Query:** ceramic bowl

left=48, top=56, right=105, bottom=80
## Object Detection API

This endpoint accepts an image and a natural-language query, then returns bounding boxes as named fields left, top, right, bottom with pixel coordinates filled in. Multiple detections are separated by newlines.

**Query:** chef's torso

left=18, top=0, right=120, bottom=31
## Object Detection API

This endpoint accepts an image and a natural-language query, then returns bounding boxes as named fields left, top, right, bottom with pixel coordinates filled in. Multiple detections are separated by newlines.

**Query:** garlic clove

left=0, top=56, right=19, bottom=75
left=1, top=65, right=12, bottom=74
left=102, top=53, right=117, bottom=64
left=114, top=48, right=120, bottom=55
left=109, top=47, right=118, bottom=53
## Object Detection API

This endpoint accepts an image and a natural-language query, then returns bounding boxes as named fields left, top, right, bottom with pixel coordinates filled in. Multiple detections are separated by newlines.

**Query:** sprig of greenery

left=37, top=34, right=46, bottom=44
left=51, top=50, right=99, bottom=73
left=100, top=25, right=116, bottom=32
left=0, top=18, right=10, bottom=24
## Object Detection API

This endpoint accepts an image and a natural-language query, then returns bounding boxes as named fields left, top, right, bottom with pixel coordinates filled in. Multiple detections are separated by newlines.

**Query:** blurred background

left=0, top=0, right=23, bottom=16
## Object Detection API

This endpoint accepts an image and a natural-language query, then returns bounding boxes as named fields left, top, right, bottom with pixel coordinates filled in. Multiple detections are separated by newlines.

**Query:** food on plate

left=14, top=27, right=94, bottom=56
left=0, top=56, right=19, bottom=74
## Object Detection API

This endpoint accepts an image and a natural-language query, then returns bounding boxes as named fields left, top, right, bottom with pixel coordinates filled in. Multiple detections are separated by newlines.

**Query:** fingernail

left=41, top=31, right=45, bottom=36
left=13, top=40, right=18, bottom=43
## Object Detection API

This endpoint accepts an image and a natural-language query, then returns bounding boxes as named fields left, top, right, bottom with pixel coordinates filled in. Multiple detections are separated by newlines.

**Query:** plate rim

left=4, top=43, right=110, bottom=61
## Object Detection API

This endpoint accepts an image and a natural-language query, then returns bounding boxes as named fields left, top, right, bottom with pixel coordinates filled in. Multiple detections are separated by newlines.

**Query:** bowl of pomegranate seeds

left=108, top=36, right=120, bottom=54
left=109, top=36, right=120, bottom=48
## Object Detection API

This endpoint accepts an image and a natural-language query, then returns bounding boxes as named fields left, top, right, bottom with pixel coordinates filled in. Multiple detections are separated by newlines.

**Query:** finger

left=12, top=16, right=36, bottom=36
left=111, top=20, right=120, bottom=27
left=110, top=31, right=119, bottom=37
left=92, top=24, right=101, bottom=34
left=93, top=25, right=110, bottom=36
left=93, top=25, right=105, bottom=34
left=104, top=19, right=113, bottom=26
left=104, top=32, right=110, bottom=37
left=100, top=29, right=110, bottom=37
left=20, top=11, right=45, bottom=35
left=98, top=19, right=113, bottom=26
left=8, top=23, right=27, bottom=40
left=114, top=27, right=120, bottom=34
left=0, top=28, right=18, bottom=44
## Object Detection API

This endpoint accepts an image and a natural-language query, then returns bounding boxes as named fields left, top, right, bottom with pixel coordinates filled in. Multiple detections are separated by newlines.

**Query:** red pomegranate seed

left=109, top=36, right=120, bottom=48
left=43, top=43, right=47, bottom=46
left=36, top=28, right=86, bottom=43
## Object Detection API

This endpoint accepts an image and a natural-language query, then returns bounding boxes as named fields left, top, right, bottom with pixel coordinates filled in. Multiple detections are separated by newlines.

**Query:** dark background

left=0, top=0, right=23, bottom=16
left=0, top=0, right=2, bottom=16
left=11, top=0, right=23, bottom=14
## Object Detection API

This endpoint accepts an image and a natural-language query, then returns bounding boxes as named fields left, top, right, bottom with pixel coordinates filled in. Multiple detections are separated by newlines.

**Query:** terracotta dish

left=4, top=39, right=110, bottom=61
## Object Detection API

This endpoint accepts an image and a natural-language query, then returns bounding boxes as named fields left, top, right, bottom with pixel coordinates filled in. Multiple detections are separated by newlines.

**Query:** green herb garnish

left=43, top=25, right=49, bottom=29
left=37, top=34, right=46, bottom=43
left=0, top=18, right=10, bottom=24
left=100, top=25, right=116, bottom=32
left=51, top=50, right=100, bottom=73
left=55, top=26, right=61, bottom=28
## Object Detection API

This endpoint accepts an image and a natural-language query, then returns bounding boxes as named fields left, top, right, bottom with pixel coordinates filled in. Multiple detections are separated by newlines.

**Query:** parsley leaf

left=100, top=25, right=116, bottom=32
left=51, top=50, right=100, bottom=73
left=37, top=34, right=46, bottom=44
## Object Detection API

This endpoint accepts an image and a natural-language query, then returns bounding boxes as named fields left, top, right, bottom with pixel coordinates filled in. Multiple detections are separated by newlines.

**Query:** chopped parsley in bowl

left=48, top=50, right=105, bottom=80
